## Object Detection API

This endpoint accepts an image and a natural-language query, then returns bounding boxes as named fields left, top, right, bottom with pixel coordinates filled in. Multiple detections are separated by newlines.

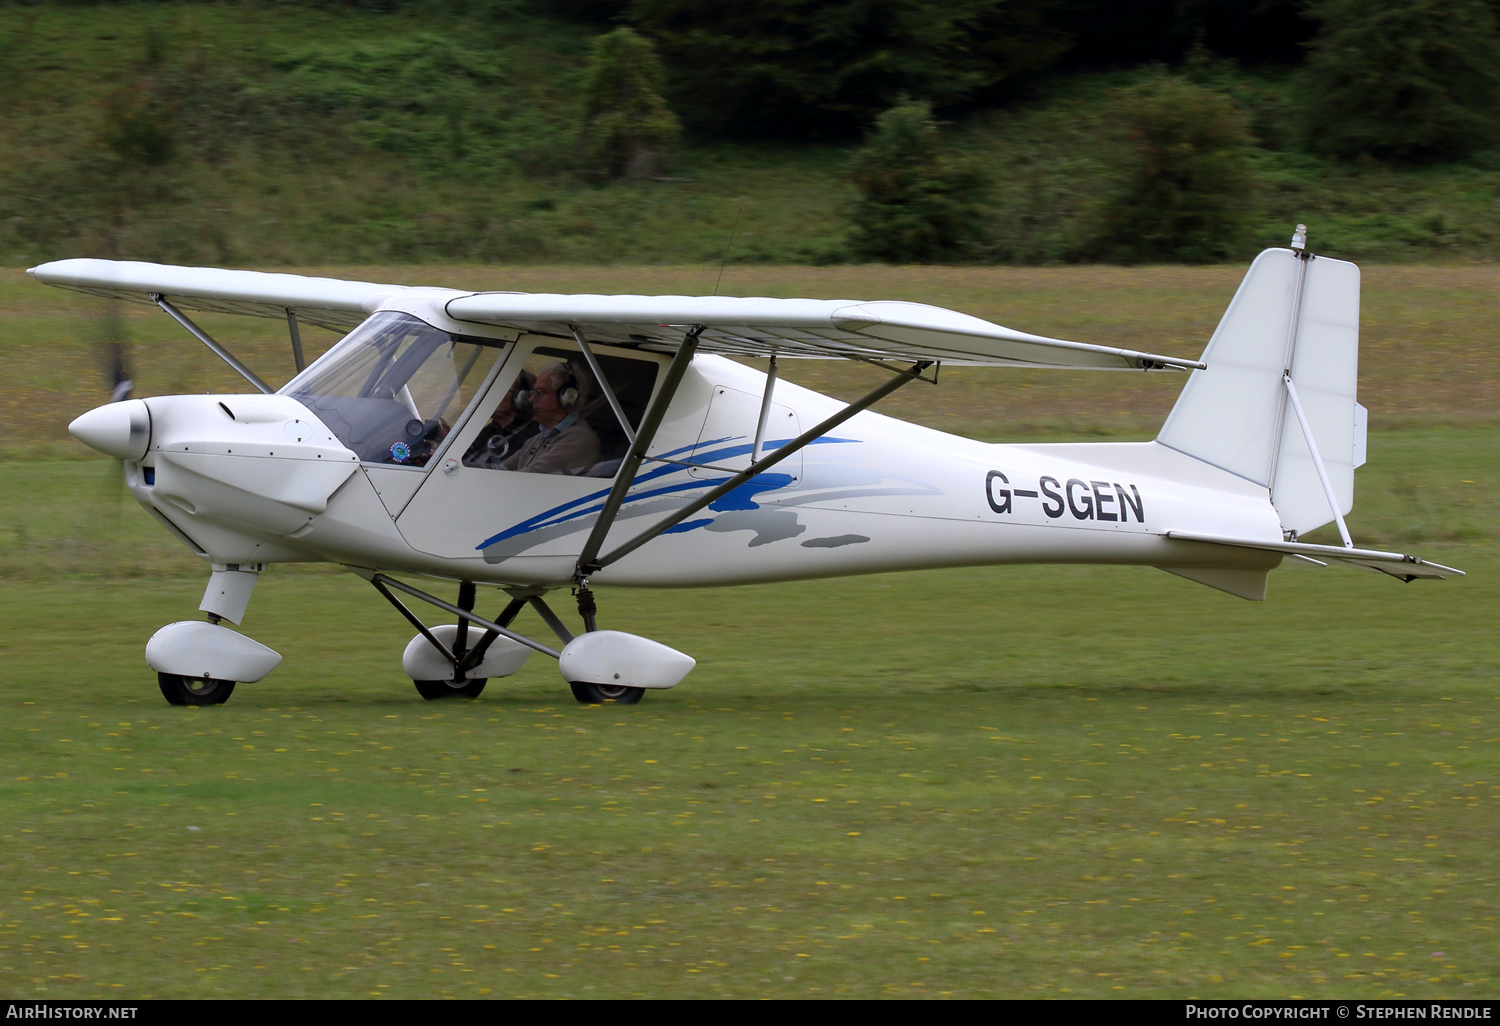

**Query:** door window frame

left=442, top=334, right=671, bottom=481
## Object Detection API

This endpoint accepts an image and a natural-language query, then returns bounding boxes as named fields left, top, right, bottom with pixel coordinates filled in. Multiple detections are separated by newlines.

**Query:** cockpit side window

left=462, top=344, right=659, bottom=478
left=282, top=312, right=505, bottom=466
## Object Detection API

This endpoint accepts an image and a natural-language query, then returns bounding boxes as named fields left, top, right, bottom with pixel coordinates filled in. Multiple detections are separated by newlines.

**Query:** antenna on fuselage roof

left=712, top=206, right=743, bottom=297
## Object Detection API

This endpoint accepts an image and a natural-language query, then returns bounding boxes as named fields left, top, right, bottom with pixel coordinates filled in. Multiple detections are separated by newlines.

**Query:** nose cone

left=69, top=399, right=151, bottom=460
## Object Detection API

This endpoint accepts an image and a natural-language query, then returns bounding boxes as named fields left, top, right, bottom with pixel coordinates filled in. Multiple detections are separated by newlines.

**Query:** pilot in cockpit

left=500, top=361, right=602, bottom=475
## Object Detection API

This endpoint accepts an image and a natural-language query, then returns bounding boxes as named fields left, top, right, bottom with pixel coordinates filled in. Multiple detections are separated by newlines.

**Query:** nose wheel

left=146, top=621, right=280, bottom=707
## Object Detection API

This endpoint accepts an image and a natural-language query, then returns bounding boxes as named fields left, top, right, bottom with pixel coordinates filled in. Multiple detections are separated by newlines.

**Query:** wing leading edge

left=27, top=258, right=425, bottom=333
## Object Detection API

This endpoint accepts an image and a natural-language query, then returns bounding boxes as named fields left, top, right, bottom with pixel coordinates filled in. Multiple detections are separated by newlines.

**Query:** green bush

left=1300, top=0, right=1500, bottom=163
left=268, top=33, right=573, bottom=180
left=576, top=27, right=680, bottom=181
left=846, top=99, right=991, bottom=263
left=273, top=34, right=498, bottom=144
left=97, top=81, right=176, bottom=170
left=1092, top=74, right=1254, bottom=263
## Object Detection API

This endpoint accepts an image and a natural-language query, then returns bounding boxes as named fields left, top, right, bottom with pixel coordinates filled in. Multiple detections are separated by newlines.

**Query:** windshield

left=282, top=312, right=505, bottom=465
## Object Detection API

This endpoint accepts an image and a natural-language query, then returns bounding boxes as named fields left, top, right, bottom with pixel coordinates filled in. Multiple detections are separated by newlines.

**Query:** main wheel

left=414, top=678, right=487, bottom=700
left=569, top=681, right=645, bottom=705
left=157, top=672, right=236, bottom=707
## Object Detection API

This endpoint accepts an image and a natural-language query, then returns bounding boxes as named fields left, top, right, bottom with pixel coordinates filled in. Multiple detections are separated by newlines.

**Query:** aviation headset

left=516, top=362, right=580, bottom=411
left=481, top=370, right=537, bottom=458
left=502, top=370, right=536, bottom=412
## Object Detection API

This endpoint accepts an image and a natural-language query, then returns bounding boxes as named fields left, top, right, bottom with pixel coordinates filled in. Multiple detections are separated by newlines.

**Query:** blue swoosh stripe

left=475, top=435, right=858, bottom=551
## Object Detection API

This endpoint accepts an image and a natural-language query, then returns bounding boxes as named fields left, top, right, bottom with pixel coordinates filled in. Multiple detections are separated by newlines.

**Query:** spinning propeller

left=83, top=302, right=138, bottom=522
left=98, top=302, right=135, bottom=403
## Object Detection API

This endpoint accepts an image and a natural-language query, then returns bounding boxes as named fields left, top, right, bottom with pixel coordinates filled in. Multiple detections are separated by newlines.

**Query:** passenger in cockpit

left=501, top=362, right=601, bottom=475
left=465, top=370, right=537, bottom=466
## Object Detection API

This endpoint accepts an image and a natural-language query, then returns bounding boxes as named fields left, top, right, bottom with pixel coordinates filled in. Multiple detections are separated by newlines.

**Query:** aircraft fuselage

left=118, top=355, right=1282, bottom=594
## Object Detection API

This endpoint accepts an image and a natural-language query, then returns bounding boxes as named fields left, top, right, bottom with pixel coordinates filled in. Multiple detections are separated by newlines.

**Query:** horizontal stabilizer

left=1166, top=531, right=1463, bottom=582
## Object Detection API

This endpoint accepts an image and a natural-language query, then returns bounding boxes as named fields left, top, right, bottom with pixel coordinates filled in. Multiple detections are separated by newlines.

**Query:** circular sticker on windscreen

left=389, top=441, right=412, bottom=463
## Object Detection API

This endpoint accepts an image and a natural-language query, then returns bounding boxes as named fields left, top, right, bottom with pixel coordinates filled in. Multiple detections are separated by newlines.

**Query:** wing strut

left=752, top=353, right=779, bottom=461
left=571, top=325, right=637, bottom=445
left=582, top=358, right=935, bottom=577
left=150, top=293, right=273, bottom=394
left=286, top=309, right=306, bottom=373
left=573, top=326, right=705, bottom=581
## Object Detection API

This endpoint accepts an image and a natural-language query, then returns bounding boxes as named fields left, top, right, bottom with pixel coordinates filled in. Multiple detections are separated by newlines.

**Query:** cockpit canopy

left=281, top=310, right=662, bottom=478
left=281, top=312, right=503, bottom=466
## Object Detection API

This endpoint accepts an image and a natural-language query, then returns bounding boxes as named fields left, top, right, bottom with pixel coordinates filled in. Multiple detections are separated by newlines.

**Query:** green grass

left=0, top=426, right=1494, bottom=999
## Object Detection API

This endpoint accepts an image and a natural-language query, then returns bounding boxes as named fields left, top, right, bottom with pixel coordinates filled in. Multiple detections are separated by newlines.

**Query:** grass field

left=1, top=264, right=1496, bottom=999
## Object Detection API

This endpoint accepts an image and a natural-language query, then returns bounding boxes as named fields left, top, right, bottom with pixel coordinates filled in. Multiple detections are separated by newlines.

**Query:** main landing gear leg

left=360, top=573, right=691, bottom=706
left=412, top=580, right=489, bottom=699
left=369, top=575, right=545, bottom=700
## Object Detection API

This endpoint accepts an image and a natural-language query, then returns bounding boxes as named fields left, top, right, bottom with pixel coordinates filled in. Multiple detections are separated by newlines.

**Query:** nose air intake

left=68, top=399, right=151, bottom=460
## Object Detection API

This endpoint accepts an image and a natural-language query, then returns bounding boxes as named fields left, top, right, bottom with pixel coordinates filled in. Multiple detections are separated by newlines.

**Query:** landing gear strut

left=371, top=576, right=545, bottom=701
left=409, top=581, right=489, bottom=700
left=364, top=572, right=692, bottom=704
left=566, top=581, right=641, bottom=703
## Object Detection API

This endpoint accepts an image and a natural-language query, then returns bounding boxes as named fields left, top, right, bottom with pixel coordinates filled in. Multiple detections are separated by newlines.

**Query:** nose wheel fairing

left=145, top=621, right=283, bottom=684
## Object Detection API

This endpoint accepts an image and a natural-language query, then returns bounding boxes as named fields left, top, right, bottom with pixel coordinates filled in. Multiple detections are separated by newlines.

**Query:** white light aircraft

left=34, top=227, right=1462, bottom=707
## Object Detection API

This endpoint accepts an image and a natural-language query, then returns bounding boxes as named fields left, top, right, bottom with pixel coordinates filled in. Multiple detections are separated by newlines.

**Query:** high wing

left=29, top=259, right=1201, bottom=372
left=27, top=258, right=432, bottom=333
left=443, top=293, right=1203, bottom=371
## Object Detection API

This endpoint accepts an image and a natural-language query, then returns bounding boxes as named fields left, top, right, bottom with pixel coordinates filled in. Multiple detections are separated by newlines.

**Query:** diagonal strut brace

left=586, top=359, right=934, bottom=574
left=150, top=293, right=273, bottom=394
left=457, top=598, right=527, bottom=675
left=370, top=574, right=562, bottom=659
left=370, top=577, right=557, bottom=676
left=370, top=575, right=458, bottom=665
left=573, top=326, right=704, bottom=581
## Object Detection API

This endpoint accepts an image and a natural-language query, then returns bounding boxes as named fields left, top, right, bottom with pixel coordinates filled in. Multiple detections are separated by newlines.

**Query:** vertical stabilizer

left=1157, top=246, right=1363, bottom=537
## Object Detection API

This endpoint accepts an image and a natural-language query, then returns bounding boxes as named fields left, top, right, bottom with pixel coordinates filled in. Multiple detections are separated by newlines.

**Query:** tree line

left=572, top=0, right=1500, bottom=261
left=6, top=0, right=1500, bottom=265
